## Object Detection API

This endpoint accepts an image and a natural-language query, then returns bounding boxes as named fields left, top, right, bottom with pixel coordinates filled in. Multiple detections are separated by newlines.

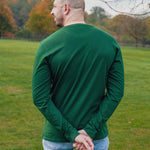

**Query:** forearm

left=33, top=93, right=79, bottom=142
left=32, top=49, right=79, bottom=142
left=84, top=93, right=123, bottom=139
left=84, top=47, right=124, bottom=139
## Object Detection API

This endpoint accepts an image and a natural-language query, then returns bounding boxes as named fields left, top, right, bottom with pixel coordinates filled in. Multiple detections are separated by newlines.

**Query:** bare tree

left=99, top=0, right=150, bottom=16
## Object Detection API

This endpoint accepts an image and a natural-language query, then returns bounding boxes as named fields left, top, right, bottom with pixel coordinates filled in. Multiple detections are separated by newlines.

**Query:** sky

left=84, top=0, right=114, bottom=14
left=84, top=0, right=150, bottom=17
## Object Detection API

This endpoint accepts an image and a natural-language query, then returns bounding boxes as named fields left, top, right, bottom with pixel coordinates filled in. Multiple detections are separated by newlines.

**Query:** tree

left=146, top=17, right=150, bottom=41
left=27, top=0, right=57, bottom=37
left=124, top=16, right=148, bottom=47
left=108, top=14, right=129, bottom=41
left=86, top=6, right=109, bottom=25
left=0, top=0, right=16, bottom=37
left=138, top=18, right=148, bottom=46
left=99, top=0, right=150, bottom=16
left=104, top=14, right=148, bottom=46
left=8, top=0, right=41, bottom=28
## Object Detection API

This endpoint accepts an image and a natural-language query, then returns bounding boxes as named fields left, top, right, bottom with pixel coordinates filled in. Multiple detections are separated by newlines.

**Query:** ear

left=64, top=3, right=70, bottom=15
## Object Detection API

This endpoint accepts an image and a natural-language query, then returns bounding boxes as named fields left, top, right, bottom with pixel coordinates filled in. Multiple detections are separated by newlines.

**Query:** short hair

left=61, top=0, right=85, bottom=11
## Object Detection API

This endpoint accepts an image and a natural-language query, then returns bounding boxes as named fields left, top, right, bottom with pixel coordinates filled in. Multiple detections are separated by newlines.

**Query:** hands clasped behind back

left=73, top=130, right=94, bottom=150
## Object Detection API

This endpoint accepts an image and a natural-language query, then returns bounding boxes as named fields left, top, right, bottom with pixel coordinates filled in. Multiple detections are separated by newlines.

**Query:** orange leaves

left=0, top=1, right=16, bottom=33
left=27, top=0, right=57, bottom=34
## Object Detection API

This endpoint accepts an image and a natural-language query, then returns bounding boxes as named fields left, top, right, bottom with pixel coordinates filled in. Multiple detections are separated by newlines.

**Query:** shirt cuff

left=84, top=125, right=97, bottom=139
left=69, top=129, right=80, bottom=142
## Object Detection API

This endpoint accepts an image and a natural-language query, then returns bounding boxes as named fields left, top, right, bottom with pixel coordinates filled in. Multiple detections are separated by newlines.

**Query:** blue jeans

left=42, top=136, right=109, bottom=150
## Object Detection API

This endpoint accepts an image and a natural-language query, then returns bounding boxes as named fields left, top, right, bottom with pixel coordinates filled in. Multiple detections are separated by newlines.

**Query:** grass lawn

left=0, top=39, right=150, bottom=150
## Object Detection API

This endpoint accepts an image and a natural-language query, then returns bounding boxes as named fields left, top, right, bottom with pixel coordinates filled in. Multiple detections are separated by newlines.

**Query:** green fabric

left=32, top=24, right=124, bottom=142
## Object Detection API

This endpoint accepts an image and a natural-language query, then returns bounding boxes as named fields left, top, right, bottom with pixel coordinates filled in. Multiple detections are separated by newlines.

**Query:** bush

left=15, top=27, right=32, bottom=39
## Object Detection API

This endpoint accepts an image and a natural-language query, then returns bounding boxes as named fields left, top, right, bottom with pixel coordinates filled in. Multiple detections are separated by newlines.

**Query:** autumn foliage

left=0, top=0, right=150, bottom=46
left=0, top=0, right=16, bottom=37
left=27, top=0, right=57, bottom=35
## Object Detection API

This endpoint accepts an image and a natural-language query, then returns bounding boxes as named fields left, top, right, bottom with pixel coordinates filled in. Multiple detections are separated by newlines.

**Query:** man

left=32, top=0, right=124, bottom=149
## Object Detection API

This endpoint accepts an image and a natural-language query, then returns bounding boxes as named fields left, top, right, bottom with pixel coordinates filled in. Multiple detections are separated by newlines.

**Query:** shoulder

left=91, top=25, right=116, bottom=41
left=36, top=28, right=65, bottom=56
left=85, top=24, right=118, bottom=48
left=89, top=25, right=121, bottom=55
left=41, top=28, right=65, bottom=47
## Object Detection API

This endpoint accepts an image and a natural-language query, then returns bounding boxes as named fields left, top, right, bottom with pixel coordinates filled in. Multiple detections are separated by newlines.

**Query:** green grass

left=0, top=39, right=150, bottom=150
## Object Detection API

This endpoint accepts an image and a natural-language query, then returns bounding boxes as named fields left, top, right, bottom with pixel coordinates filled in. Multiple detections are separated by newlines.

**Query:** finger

left=79, top=144, right=84, bottom=150
left=85, top=136, right=94, bottom=149
left=76, top=143, right=82, bottom=150
left=78, top=130, right=88, bottom=136
left=74, top=142, right=86, bottom=150
left=82, top=138, right=91, bottom=150
left=73, top=142, right=77, bottom=147
left=74, top=134, right=93, bottom=150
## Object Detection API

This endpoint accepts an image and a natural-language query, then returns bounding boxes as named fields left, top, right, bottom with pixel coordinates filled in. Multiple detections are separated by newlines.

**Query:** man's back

left=32, top=24, right=124, bottom=142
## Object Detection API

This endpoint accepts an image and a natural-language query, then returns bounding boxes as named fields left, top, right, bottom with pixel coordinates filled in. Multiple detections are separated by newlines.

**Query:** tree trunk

left=142, top=41, right=145, bottom=47
left=136, top=38, right=138, bottom=48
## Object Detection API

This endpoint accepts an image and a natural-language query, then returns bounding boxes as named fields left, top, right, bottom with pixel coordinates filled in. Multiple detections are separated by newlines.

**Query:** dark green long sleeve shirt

left=32, top=24, right=124, bottom=143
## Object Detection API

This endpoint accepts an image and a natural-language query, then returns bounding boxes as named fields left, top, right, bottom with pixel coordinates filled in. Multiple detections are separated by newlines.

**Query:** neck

left=64, top=20, right=85, bottom=26
left=63, top=11, right=85, bottom=26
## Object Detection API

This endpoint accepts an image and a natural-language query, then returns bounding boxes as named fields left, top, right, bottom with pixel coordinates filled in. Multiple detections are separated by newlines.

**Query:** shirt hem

left=42, top=133, right=108, bottom=143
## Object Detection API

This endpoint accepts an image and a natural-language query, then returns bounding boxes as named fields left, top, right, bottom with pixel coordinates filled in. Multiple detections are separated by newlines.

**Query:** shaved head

left=51, top=0, right=85, bottom=26
left=61, top=0, right=85, bottom=11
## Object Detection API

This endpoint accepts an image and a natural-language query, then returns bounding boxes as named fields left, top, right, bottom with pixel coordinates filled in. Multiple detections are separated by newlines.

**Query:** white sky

left=84, top=0, right=150, bottom=17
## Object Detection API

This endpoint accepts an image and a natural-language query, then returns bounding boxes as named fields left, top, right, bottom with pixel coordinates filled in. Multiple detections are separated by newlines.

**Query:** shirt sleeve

left=32, top=43, right=79, bottom=142
left=83, top=45, right=124, bottom=139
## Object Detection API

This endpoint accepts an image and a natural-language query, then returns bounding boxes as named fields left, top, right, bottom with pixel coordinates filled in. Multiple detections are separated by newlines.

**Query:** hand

left=73, top=142, right=86, bottom=150
left=73, top=130, right=93, bottom=150
left=73, top=130, right=94, bottom=150
left=73, top=134, right=93, bottom=150
left=78, top=130, right=90, bottom=138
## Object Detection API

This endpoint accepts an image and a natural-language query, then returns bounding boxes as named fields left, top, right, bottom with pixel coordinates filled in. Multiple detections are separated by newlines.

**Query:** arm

left=83, top=46, right=124, bottom=139
left=32, top=43, right=79, bottom=142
